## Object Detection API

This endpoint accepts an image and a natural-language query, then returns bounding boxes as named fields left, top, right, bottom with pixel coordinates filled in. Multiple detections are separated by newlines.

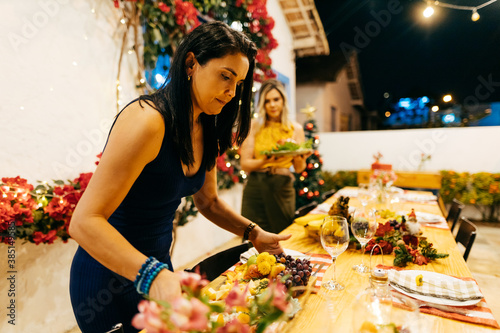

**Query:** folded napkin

left=379, top=265, right=499, bottom=329
left=388, top=270, right=483, bottom=302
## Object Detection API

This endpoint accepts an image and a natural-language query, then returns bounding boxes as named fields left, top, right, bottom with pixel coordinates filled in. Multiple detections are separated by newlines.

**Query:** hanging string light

left=422, top=0, right=497, bottom=21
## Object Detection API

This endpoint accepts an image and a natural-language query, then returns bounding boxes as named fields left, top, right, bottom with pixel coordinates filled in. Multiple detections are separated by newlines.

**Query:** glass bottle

left=353, top=268, right=393, bottom=332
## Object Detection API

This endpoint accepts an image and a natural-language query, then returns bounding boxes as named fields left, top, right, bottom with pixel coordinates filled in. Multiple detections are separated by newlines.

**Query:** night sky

left=313, top=0, right=500, bottom=111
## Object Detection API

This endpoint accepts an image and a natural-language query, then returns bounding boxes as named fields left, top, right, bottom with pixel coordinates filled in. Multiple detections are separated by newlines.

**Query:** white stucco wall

left=0, top=0, right=140, bottom=184
left=267, top=0, right=296, bottom=120
left=296, top=68, right=362, bottom=132
left=318, top=126, right=500, bottom=173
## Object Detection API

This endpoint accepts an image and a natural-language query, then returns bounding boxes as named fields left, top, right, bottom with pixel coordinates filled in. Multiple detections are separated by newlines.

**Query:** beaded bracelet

left=243, top=222, right=256, bottom=241
left=134, top=256, right=169, bottom=296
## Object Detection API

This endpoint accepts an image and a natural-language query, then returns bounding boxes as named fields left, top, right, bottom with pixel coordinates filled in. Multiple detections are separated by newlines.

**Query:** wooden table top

left=276, top=187, right=499, bottom=332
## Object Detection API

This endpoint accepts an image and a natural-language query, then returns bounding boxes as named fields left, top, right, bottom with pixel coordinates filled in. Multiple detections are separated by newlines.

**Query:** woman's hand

left=148, top=269, right=182, bottom=303
left=249, top=226, right=292, bottom=255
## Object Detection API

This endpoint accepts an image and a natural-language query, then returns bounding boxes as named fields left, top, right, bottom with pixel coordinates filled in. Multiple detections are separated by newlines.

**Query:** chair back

left=455, top=217, right=477, bottom=261
left=294, top=201, right=318, bottom=218
left=186, top=243, right=251, bottom=281
left=321, top=189, right=336, bottom=202
left=447, top=198, right=465, bottom=232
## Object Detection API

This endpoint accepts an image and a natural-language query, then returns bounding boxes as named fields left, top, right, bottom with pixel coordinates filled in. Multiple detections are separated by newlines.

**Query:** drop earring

left=187, top=75, right=191, bottom=81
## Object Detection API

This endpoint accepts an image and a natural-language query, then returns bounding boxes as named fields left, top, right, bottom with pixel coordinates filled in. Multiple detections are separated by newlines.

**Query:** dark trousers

left=241, top=172, right=295, bottom=234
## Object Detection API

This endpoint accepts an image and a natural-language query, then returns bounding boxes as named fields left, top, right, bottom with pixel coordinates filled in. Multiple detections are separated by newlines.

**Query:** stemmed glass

left=320, top=215, right=350, bottom=291
left=358, top=183, right=373, bottom=208
left=351, top=209, right=378, bottom=274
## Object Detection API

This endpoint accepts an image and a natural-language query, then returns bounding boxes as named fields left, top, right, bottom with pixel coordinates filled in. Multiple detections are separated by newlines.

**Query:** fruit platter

left=206, top=251, right=316, bottom=302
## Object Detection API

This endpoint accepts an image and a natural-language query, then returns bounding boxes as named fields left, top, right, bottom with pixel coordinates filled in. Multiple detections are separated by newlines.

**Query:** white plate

left=389, top=270, right=482, bottom=307
left=240, top=248, right=307, bottom=263
left=267, top=148, right=313, bottom=157
left=397, top=211, right=445, bottom=223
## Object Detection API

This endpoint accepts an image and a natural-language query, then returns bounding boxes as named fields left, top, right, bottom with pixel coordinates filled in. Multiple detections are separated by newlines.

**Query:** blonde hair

left=255, top=79, right=292, bottom=132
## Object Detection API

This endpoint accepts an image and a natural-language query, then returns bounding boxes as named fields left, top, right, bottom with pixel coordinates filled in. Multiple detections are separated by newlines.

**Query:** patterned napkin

left=379, top=265, right=500, bottom=329
left=388, top=270, right=483, bottom=302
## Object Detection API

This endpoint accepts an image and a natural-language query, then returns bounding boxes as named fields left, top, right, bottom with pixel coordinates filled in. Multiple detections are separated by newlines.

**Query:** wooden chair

left=455, top=217, right=477, bottom=261
left=294, top=201, right=318, bottom=218
left=321, top=189, right=336, bottom=202
left=437, top=193, right=447, bottom=216
left=447, top=198, right=465, bottom=232
left=185, top=243, right=251, bottom=281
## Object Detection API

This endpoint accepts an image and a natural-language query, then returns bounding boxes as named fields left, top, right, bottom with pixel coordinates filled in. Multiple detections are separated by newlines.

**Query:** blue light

left=421, top=96, right=429, bottom=103
left=443, top=114, right=455, bottom=123
left=398, top=98, right=411, bottom=109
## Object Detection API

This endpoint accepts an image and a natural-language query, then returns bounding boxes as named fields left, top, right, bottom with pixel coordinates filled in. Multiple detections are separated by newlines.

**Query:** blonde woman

left=240, top=79, right=310, bottom=233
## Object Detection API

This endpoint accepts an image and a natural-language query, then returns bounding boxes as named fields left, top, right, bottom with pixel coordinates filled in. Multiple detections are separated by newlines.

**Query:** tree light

left=431, top=105, right=439, bottom=112
left=385, top=111, right=391, bottom=117
left=423, top=5, right=434, bottom=17
left=443, top=94, right=452, bottom=102
left=471, top=9, right=480, bottom=21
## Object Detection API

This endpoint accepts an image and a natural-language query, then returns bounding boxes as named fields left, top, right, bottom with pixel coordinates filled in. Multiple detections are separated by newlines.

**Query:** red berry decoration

left=314, top=150, right=320, bottom=157
left=307, top=192, right=313, bottom=199
left=299, top=189, right=305, bottom=196
left=306, top=123, right=313, bottom=130
left=319, top=158, right=324, bottom=164
left=307, top=163, right=313, bottom=170
left=319, top=179, right=325, bottom=185
left=301, top=171, right=308, bottom=177
left=314, top=191, right=320, bottom=197
left=314, top=135, right=319, bottom=140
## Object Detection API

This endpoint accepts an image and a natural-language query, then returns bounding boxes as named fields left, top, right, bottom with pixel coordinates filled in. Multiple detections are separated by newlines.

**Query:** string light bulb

left=423, top=2, right=435, bottom=17
left=471, top=8, right=480, bottom=21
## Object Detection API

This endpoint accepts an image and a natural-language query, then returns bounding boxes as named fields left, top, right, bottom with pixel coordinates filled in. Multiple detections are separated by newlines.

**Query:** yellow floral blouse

left=253, top=122, right=294, bottom=169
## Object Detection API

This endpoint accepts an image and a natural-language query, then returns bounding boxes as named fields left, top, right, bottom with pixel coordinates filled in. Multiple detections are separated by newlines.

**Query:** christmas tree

left=295, top=104, right=325, bottom=208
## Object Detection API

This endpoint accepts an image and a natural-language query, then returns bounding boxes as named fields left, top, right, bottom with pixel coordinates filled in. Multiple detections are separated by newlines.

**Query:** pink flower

left=177, top=270, right=209, bottom=292
left=170, top=297, right=210, bottom=331
left=225, top=282, right=248, bottom=308
left=269, top=283, right=289, bottom=312
left=132, top=300, right=171, bottom=333
left=216, top=318, right=250, bottom=333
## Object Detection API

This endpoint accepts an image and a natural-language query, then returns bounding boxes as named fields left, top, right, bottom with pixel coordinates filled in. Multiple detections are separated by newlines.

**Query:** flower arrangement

left=370, top=169, right=397, bottom=186
left=364, top=211, right=449, bottom=267
left=0, top=174, right=92, bottom=245
left=115, top=0, right=279, bottom=82
left=132, top=271, right=293, bottom=333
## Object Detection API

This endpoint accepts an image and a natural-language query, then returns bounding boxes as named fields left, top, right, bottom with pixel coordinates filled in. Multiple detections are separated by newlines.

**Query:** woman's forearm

left=69, top=215, right=147, bottom=281
left=240, top=157, right=267, bottom=173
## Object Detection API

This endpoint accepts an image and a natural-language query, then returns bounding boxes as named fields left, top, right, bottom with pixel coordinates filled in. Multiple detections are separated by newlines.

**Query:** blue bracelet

left=134, top=256, right=169, bottom=296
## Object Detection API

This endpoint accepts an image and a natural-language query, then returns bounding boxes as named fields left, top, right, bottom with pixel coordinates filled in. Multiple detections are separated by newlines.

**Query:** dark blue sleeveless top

left=106, top=99, right=206, bottom=264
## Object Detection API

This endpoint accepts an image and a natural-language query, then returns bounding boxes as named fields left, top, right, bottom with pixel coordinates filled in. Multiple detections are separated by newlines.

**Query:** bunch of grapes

left=388, top=218, right=402, bottom=230
left=274, top=253, right=313, bottom=295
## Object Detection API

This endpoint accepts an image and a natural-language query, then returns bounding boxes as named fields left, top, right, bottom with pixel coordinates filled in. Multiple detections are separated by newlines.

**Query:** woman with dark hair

left=69, top=22, right=290, bottom=333
left=240, top=79, right=311, bottom=233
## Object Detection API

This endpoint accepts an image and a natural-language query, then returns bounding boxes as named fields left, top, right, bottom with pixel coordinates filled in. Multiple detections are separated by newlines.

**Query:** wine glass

left=358, top=183, right=373, bottom=208
left=320, top=215, right=350, bottom=291
left=351, top=209, right=378, bottom=274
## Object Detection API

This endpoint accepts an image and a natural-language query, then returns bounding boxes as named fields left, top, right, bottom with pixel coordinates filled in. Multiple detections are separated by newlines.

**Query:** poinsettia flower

left=375, top=221, right=394, bottom=237
left=170, top=297, right=210, bottom=331
left=158, top=2, right=171, bottom=13
left=403, top=235, right=419, bottom=248
left=74, top=172, right=93, bottom=191
left=413, top=253, right=429, bottom=265
left=132, top=300, right=171, bottom=333
left=32, top=230, right=58, bottom=245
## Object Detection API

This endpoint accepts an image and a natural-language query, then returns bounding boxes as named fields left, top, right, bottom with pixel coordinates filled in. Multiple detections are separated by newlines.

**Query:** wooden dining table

left=272, top=187, right=499, bottom=333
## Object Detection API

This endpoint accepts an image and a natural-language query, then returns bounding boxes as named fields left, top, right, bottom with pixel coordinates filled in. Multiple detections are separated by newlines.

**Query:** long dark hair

left=139, top=21, right=257, bottom=171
